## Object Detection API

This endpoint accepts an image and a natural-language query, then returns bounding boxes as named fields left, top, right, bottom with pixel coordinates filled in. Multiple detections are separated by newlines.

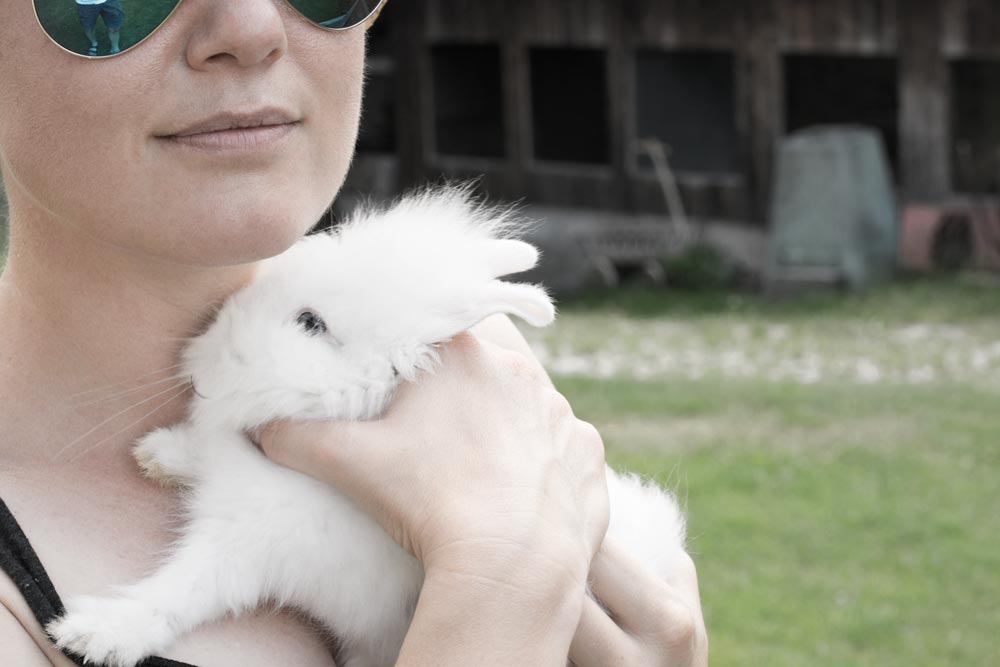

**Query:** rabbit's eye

left=296, top=309, right=328, bottom=336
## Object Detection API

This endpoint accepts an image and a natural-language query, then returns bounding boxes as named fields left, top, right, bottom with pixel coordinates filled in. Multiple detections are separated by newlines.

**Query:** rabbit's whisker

left=68, top=363, right=187, bottom=399
left=73, top=372, right=191, bottom=407
left=67, top=383, right=194, bottom=463
left=56, top=380, right=192, bottom=459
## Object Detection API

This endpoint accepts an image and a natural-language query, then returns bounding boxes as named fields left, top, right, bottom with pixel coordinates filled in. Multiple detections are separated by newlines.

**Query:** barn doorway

left=634, top=49, right=741, bottom=174
left=784, top=54, right=899, bottom=174
left=431, top=44, right=506, bottom=158
left=530, top=47, right=611, bottom=165
left=951, top=59, right=1000, bottom=194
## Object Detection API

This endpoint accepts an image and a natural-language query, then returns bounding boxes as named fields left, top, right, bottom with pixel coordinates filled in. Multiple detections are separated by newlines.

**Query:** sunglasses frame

left=33, top=0, right=387, bottom=60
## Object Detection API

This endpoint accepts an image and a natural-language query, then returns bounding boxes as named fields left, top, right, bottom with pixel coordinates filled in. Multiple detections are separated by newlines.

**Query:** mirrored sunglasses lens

left=34, top=0, right=179, bottom=57
left=290, top=0, right=382, bottom=29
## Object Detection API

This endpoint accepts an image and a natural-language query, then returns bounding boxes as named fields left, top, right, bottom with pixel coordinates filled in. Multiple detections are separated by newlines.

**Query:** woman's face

left=0, top=0, right=366, bottom=266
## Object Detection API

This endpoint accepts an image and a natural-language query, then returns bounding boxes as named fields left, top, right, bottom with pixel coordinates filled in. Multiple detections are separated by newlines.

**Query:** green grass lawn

left=524, top=279, right=1000, bottom=666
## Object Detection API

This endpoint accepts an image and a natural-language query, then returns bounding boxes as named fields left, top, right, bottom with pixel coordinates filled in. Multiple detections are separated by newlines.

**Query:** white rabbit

left=48, top=187, right=687, bottom=667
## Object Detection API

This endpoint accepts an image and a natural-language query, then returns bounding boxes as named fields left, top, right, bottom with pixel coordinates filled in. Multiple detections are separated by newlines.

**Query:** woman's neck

left=0, top=193, right=257, bottom=470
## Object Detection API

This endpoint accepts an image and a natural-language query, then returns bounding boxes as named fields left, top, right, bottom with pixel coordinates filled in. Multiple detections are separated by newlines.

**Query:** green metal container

left=767, top=126, right=898, bottom=291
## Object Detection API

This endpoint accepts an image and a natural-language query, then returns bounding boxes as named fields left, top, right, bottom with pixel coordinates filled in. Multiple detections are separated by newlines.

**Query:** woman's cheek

left=308, top=34, right=367, bottom=189
left=0, top=4, right=370, bottom=267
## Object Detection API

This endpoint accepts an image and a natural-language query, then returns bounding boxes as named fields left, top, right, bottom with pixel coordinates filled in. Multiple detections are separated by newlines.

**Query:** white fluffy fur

left=47, top=188, right=688, bottom=667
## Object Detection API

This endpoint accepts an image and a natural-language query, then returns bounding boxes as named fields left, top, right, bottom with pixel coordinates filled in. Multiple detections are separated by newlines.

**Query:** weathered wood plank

left=517, top=0, right=611, bottom=46
left=944, top=0, right=1000, bottom=57
left=394, top=1, right=428, bottom=190
left=779, top=0, right=898, bottom=53
left=744, top=0, right=782, bottom=220
left=376, top=0, right=1000, bottom=220
left=900, top=0, right=950, bottom=200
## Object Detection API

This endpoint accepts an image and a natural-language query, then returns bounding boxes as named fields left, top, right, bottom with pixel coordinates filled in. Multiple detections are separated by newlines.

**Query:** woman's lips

left=158, top=122, right=300, bottom=154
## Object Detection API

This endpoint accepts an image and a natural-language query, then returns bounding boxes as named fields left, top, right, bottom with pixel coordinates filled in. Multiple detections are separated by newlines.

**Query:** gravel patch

left=523, top=317, right=1000, bottom=387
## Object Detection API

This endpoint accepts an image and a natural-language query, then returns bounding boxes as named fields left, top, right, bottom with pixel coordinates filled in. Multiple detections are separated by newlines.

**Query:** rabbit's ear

left=475, top=281, right=555, bottom=327
left=423, top=281, right=555, bottom=344
left=475, top=239, right=540, bottom=279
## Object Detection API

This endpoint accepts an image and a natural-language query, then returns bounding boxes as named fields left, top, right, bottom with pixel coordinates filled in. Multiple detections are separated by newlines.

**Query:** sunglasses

left=34, top=0, right=387, bottom=58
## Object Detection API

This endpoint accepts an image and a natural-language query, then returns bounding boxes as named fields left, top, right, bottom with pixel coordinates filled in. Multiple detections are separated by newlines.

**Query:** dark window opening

left=530, top=48, right=611, bottom=164
left=784, top=55, right=899, bottom=174
left=952, top=60, right=1000, bottom=194
left=356, top=12, right=397, bottom=153
left=431, top=44, right=506, bottom=158
left=635, top=49, right=741, bottom=174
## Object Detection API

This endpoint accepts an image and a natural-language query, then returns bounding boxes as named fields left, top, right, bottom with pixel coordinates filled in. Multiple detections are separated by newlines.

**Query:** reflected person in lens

left=74, top=0, right=124, bottom=55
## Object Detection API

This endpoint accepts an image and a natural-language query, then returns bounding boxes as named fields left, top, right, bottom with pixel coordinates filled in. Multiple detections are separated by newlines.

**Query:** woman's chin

left=135, top=203, right=326, bottom=267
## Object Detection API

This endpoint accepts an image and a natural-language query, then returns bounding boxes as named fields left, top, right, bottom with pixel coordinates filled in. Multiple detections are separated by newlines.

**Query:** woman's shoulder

left=0, top=468, right=110, bottom=666
left=0, top=605, right=57, bottom=666
left=0, top=468, right=342, bottom=667
left=0, top=563, right=62, bottom=666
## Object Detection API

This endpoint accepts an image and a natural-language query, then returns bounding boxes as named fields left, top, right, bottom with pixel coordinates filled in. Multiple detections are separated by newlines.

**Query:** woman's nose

left=185, top=0, right=288, bottom=70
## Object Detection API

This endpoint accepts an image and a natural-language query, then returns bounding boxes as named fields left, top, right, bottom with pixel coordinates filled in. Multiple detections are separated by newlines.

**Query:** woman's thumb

left=251, top=418, right=383, bottom=483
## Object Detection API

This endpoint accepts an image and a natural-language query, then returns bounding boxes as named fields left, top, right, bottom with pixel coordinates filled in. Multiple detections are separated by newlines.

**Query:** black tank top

left=0, top=497, right=197, bottom=667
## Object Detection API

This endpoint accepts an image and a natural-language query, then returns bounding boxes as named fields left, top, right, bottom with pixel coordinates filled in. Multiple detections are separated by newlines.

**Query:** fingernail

left=248, top=422, right=277, bottom=451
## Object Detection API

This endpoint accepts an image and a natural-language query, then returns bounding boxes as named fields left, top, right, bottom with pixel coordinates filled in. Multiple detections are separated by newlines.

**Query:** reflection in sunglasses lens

left=292, top=0, right=382, bottom=29
left=34, top=0, right=179, bottom=57
left=34, top=0, right=383, bottom=57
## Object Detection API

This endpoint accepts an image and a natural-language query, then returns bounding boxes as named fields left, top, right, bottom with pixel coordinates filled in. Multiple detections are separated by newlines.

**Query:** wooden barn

left=341, top=0, right=1000, bottom=227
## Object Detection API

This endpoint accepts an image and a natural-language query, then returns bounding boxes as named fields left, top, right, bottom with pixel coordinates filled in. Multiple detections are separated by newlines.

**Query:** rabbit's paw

left=133, top=427, right=195, bottom=487
left=47, top=595, right=174, bottom=667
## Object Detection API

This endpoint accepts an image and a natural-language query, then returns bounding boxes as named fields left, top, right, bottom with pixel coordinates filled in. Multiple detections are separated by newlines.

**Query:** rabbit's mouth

left=190, top=377, right=208, bottom=400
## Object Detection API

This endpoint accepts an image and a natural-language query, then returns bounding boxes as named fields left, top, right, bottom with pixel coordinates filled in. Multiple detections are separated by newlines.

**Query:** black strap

left=0, top=496, right=198, bottom=667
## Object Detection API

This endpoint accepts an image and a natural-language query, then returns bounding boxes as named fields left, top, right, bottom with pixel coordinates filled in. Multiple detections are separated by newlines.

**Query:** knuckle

left=504, top=350, right=543, bottom=379
left=577, top=419, right=606, bottom=460
left=592, top=488, right=611, bottom=537
left=492, top=348, right=546, bottom=387
left=546, top=388, right=574, bottom=419
left=674, top=550, right=699, bottom=582
left=653, top=599, right=699, bottom=647
left=444, top=331, right=483, bottom=357
left=254, top=422, right=284, bottom=458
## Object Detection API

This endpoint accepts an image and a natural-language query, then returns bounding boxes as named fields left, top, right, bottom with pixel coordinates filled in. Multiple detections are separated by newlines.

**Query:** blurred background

left=338, top=2, right=999, bottom=665
left=3, top=1, right=999, bottom=664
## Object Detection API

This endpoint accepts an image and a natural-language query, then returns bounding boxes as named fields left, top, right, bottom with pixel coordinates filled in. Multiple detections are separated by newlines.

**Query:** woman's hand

left=256, top=332, right=610, bottom=665
left=468, top=315, right=709, bottom=666
left=570, top=539, right=708, bottom=667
